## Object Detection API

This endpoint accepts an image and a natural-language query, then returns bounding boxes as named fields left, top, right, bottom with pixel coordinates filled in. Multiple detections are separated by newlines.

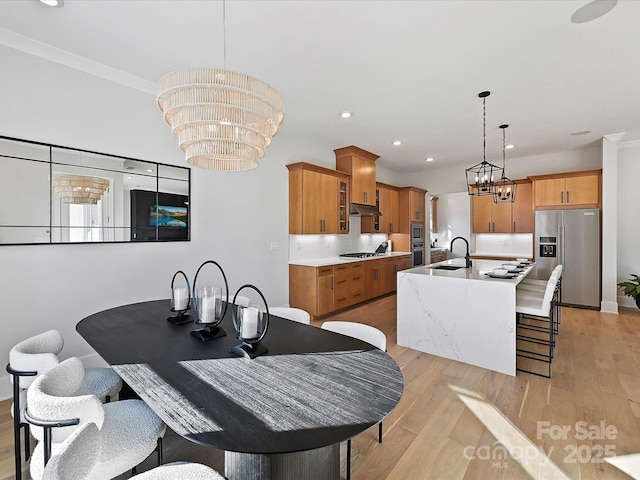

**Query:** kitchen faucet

left=450, top=237, right=472, bottom=268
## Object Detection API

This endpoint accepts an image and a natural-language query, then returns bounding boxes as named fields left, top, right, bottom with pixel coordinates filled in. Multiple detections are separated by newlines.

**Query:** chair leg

left=23, top=423, right=30, bottom=461
left=346, top=439, right=351, bottom=480
left=12, top=379, right=22, bottom=480
left=157, top=437, right=163, bottom=465
left=378, top=422, right=383, bottom=443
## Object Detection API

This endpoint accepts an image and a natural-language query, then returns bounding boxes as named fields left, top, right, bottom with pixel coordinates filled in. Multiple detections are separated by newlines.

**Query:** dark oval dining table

left=76, top=299, right=404, bottom=480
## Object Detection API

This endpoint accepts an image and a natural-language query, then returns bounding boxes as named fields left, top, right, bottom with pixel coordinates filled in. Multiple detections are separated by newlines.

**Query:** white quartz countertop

left=471, top=251, right=533, bottom=259
left=290, top=251, right=412, bottom=267
left=402, top=259, right=534, bottom=285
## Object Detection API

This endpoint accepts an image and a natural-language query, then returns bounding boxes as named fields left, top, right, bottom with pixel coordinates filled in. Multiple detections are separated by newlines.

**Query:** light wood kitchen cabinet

left=333, top=262, right=364, bottom=310
left=361, top=183, right=400, bottom=234
left=512, top=181, right=534, bottom=232
left=471, top=180, right=534, bottom=233
left=334, top=146, right=379, bottom=206
left=289, top=265, right=334, bottom=317
left=472, top=194, right=512, bottom=233
left=408, top=189, right=425, bottom=222
left=531, top=170, right=601, bottom=208
left=290, top=255, right=411, bottom=319
left=287, top=162, right=349, bottom=234
left=363, top=256, right=408, bottom=300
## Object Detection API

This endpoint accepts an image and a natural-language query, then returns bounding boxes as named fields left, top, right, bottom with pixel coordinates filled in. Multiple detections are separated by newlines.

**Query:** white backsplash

left=289, top=217, right=388, bottom=261
left=474, top=233, right=533, bottom=257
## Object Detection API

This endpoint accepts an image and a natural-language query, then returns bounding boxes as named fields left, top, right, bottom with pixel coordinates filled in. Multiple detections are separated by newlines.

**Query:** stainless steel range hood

left=350, top=203, right=382, bottom=216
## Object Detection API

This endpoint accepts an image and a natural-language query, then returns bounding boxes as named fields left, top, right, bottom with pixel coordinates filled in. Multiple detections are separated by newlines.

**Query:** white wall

left=430, top=192, right=470, bottom=251
left=400, top=145, right=602, bottom=195
left=617, top=142, right=640, bottom=308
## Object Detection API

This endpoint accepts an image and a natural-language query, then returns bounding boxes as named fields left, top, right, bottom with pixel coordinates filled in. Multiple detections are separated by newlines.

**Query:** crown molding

left=0, top=27, right=155, bottom=95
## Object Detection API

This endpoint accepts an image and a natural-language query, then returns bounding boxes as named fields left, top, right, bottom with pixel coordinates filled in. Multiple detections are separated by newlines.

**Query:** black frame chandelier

left=466, top=91, right=504, bottom=197
left=493, top=124, right=517, bottom=204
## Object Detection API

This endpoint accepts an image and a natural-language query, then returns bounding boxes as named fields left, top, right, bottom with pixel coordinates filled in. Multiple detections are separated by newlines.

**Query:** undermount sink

left=432, top=265, right=464, bottom=270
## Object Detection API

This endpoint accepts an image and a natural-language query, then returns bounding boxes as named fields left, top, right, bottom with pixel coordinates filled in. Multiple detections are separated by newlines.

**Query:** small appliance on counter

left=386, top=240, right=392, bottom=253
left=375, top=241, right=388, bottom=254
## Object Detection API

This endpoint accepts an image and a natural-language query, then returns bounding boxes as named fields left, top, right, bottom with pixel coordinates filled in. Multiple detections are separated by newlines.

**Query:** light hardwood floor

left=2, top=295, right=640, bottom=480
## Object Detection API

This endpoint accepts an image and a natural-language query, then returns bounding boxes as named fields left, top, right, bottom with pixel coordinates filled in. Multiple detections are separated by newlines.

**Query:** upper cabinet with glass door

left=0, top=136, right=190, bottom=245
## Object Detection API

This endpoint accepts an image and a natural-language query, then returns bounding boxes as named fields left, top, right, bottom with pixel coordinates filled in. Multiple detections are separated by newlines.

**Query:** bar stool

left=515, top=274, right=559, bottom=378
left=518, top=265, right=563, bottom=335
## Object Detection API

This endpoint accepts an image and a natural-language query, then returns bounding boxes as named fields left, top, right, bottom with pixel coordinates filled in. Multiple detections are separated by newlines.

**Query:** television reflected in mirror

left=0, top=135, right=190, bottom=245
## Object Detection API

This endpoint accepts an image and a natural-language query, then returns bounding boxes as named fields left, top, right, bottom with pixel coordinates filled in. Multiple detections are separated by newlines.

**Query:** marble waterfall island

left=397, top=259, right=534, bottom=376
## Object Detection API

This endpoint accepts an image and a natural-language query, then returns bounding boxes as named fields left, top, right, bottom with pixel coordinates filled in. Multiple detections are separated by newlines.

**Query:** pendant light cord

left=223, top=0, right=227, bottom=69
left=502, top=125, right=506, bottom=169
left=483, top=96, right=486, bottom=163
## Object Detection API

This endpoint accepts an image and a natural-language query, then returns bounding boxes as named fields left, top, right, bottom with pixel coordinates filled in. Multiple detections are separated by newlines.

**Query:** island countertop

left=404, top=258, right=535, bottom=284
left=397, top=258, right=536, bottom=376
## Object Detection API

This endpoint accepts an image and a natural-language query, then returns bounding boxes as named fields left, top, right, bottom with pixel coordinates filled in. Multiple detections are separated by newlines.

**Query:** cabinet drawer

left=334, top=270, right=364, bottom=291
left=317, top=266, right=334, bottom=276
left=334, top=261, right=363, bottom=272
left=333, top=286, right=364, bottom=309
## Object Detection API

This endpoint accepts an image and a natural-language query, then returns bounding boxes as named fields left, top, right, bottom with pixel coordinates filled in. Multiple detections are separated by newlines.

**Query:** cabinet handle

left=561, top=191, right=564, bottom=204
left=331, top=277, right=334, bottom=290
left=488, top=222, right=491, bottom=232
left=513, top=221, right=516, bottom=232
left=337, top=297, right=347, bottom=302
left=354, top=276, right=361, bottom=280
left=492, top=222, right=495, bottom=232
left=337, top=279, right=347, bottom=284
left=567, top=191, right=570, bottom=203
left=353, top=293, right=362, bottom=298
left=390, top=223, right=393, bottom=232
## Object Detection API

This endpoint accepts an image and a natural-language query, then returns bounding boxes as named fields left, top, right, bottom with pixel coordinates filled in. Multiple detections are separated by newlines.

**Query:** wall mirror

left=0, top=135, right=190, bottom=245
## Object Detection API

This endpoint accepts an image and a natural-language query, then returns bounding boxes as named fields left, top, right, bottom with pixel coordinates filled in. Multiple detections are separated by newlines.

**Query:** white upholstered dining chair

left=269, top=307, right=311, bottom=325
left=26, top=357, right=166, bottom=480
left=7, top=329, right=122, bottom=480
left=41, top=421, right=224, bottom=480
left=320, top=321, right=387, bottom=480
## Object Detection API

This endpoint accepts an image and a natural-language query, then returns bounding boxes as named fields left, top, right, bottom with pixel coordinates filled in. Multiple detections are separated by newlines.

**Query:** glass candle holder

left=230, top=284, right=270, bottom=359
left=190, top=260, right=229, bottom=341
left=196, top=286, right=224, bottom=324
left=167, top=270, right=193, bottom=325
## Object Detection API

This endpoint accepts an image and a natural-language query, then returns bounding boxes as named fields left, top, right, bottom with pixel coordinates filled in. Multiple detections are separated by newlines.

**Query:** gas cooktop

left=339, top=252, right=384, bottom=258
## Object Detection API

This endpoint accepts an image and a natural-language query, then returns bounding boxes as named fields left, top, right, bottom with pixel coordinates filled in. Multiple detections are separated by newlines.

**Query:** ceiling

left=1, top=0, right=638, bottom=174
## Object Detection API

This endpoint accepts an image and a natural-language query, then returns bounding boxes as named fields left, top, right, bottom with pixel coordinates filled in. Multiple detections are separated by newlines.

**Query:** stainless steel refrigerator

left=535, top=208, right=600, bottom=309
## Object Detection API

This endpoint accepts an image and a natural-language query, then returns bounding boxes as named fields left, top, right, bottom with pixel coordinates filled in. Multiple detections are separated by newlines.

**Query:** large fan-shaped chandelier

left=157, top=69, right=284, bottom=171
left=156, top=2, right=284, bottom=171
left=52, top=174, right=109, bottom=204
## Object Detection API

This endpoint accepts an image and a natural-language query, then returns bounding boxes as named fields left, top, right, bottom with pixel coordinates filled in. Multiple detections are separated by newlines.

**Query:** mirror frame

left=0, top=135, right=191, bottom=245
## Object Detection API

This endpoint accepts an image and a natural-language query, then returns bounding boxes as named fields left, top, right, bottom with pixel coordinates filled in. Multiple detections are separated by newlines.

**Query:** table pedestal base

left=225, top=444, right=340, bottom=480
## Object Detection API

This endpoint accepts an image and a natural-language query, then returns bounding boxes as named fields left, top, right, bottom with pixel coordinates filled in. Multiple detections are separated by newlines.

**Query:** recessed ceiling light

left=425, top=157, right=434, bottom=162
left=570, top=130, right=592, bottom=136
left=392, top=140, right=402, bottom=146
left=39, top=0, right=64, bottom=6
left=505, top=144, right=515, bottom=149
left=571, top=0, right=617, bottom=24
left=146, top=169, right=154, bottom=173
left=340, top=112, right=352, bottom=118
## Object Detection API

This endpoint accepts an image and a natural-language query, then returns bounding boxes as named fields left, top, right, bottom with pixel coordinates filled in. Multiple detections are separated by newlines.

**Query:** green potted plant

left=618, top=274, right=640, bottom=309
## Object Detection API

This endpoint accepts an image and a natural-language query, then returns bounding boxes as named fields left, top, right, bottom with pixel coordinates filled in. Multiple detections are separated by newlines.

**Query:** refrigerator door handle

left=558, top=225, right=564, bottom=267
